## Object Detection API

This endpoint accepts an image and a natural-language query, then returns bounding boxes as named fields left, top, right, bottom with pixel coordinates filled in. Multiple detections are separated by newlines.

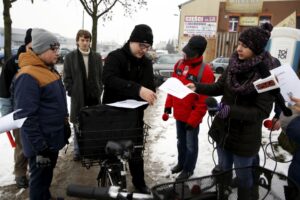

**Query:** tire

left=100, top=166, right=113, bottom=187
left=100, top=162, right=127, bottom=189
left=216, top=67, right=224, bottom=74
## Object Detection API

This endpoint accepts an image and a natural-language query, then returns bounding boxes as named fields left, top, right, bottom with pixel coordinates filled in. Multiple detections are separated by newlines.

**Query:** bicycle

left=76, top=104, right=150, bottom=191
left=67, top=166, right=300, bottom=200
left=97, top=139, right=143, bottom=189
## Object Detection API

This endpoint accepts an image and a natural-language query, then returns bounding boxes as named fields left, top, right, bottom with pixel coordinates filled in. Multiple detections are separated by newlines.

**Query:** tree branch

left=79, top=0, right=93, bottom=16
left=97, top=0, right=118, bottom=19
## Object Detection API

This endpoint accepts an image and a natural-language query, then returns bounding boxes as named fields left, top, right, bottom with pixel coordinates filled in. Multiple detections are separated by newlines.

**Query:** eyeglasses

left=50, top=42, right=60, bottom=53
left=139, top=43, right=152, bottom=51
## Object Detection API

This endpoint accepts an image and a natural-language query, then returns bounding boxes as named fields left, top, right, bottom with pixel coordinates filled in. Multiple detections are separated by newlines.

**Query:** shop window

left=229, top=16, right=239, bottom=32
left=259, top=16, right=271, bottom=26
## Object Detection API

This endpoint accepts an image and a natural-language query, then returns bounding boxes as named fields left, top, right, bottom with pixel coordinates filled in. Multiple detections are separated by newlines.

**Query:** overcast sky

left=0, top=0, right=187, bottom=45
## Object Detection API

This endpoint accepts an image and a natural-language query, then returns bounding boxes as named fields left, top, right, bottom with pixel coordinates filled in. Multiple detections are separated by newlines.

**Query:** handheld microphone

left=263, top=119, right=273, bottom=129
left=205, top=97, right=219, bottom=116
left=257, top=62, right=292, bottom=116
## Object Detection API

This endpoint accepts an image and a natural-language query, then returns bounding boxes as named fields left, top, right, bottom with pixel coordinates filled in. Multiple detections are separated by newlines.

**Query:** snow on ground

left=0, top=88, right=291, bottom=187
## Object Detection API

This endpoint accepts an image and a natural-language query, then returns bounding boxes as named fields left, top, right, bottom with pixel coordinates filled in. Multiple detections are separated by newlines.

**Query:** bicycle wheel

left=111, top=162, right=127, bottom=189
left=99, top=166, right=113, bottom=187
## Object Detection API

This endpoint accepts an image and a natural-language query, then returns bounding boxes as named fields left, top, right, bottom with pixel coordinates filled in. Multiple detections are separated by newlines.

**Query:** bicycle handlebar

left=67, top=184, right=153, bottom=200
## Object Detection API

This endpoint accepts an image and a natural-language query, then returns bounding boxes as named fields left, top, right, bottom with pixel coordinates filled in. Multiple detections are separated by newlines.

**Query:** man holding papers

left=163, top=35, right=214, bottom=180
left=102, top=24, right=156, bottom=194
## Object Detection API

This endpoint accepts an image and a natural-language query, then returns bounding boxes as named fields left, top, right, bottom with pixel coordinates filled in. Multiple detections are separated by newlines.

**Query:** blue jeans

left=28, top=152, right=58, bottom=200
left=176, top=120, right=199, bottom=172
left=217, top=147, right=256, bottom=188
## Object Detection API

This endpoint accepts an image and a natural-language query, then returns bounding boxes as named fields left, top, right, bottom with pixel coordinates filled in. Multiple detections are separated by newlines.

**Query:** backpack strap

left=197, top=62, right=206, bottom=82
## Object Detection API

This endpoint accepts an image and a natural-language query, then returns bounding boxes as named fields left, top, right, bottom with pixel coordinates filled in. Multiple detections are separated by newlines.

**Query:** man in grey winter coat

left=63, top=29, right=103, bottom=161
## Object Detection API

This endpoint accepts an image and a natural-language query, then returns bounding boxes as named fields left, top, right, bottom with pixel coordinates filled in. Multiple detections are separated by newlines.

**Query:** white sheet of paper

left=158, top=77, right=194, bottom=99
left=106, top=99, right=148, bottom=109
left=271, top=64, right=300, bottom=105
left=0, top=109, right=27, bottom=134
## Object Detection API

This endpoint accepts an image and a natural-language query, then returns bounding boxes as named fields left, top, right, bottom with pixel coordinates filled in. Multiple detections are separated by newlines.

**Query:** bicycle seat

left=105, top=140, right=134, bottom=158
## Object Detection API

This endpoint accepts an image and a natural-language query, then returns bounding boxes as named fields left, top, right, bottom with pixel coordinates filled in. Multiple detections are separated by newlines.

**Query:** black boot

left=216, top=171, right=232, bottom=200
left=15, top=176, right=29, bottom=188
left=237, top=187, right=252, bottom=200
left=171, top=164, right=183, bottom=174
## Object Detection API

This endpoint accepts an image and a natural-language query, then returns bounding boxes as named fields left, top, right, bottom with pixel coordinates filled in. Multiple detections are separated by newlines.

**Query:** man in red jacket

left=164, top=35, right=215, bottom=180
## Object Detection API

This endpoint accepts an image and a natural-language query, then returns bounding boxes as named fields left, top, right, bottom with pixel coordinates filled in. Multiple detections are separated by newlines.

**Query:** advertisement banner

left=183, top=16, right=217, bottom=38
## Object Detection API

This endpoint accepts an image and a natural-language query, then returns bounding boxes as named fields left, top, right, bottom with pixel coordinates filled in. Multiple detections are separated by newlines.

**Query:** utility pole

left=82, top=9, right=85, bottom=29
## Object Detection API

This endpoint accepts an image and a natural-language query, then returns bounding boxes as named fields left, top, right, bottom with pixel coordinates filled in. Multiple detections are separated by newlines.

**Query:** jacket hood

left=18, top=50, right=49, bottom=70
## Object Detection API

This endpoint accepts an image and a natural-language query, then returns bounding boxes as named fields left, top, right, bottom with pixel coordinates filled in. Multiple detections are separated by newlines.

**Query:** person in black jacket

left=187, top=23, right=278, bottom=200
left=63, top=29, right=103, bottom=161
left=102, top=24, right=156, bottom=194
left=0, top=28, right=32, bottom=188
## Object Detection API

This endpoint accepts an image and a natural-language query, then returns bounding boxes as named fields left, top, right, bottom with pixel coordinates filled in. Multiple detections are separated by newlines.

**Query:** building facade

left=178, top=0, right=300, bottom=62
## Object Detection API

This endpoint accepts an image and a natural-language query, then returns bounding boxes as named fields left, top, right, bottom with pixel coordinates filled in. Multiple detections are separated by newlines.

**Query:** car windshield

left=157, top=54, right=182, bottom=64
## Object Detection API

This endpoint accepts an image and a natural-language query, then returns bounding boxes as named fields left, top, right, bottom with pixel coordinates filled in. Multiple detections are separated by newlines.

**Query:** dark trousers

left=13, top=129, right=28, bottom=178
left=128, top=150, right=146, bottom=187
left=28, top=152, right=58, bottom=200
left=176, top=120, right=199, bottom=172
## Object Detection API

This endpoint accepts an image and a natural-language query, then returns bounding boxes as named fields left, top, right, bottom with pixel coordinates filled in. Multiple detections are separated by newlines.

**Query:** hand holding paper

left=0, top=110, right=27, bottom=134
left=159, top=77, right=194, bottom=99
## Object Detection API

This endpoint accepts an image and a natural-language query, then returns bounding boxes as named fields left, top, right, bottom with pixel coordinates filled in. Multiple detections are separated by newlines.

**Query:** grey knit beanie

left=32, top=28, right=60, bottom=54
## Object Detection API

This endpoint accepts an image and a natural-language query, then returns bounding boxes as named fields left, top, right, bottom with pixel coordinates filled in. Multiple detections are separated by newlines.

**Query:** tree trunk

left=91, top=13, right=98, bottom=52
left=3, top=0, right=12, bottom=62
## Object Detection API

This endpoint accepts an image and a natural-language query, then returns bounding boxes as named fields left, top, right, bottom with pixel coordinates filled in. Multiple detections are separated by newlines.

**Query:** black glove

left=64, top=120, right=71, bottom=144
left=186, top=124, right=194, bottom=130
left=36, top=148, right=52, bottom=168
left=164, top=107, right=172, bottom=114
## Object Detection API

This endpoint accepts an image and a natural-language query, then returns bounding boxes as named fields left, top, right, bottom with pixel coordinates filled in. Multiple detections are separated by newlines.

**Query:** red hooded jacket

left=164, top=56, right=215, bottom=127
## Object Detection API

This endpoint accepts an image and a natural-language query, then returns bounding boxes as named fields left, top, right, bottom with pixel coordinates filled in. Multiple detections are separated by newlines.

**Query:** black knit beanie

left=239, top=23, right=273, bottom=55
left=182, top=35, right=207, bottom=58
left=129, top=24, right=153, bottom=46
left=24, top=28, right=32, bottom=46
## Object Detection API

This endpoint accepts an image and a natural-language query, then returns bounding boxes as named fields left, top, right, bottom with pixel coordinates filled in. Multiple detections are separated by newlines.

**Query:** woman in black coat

left=188, top=23, right=277, bottom=200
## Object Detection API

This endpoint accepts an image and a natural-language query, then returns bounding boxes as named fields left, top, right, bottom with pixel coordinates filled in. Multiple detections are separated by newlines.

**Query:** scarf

left=227, top=51, right=276, bottom=95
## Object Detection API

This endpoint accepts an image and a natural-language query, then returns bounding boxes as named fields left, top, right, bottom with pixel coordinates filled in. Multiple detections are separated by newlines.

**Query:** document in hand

left=0, top=109, right=27, bottom=134
left=271, top=64, right=300, bottom=105
left=158, top=77, right=194, bottom=99
left=106, top=99, right=148, bottom=109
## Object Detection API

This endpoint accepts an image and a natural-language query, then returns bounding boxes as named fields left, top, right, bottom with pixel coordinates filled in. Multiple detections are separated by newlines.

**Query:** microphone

left=263, top=119, right=273, bottom=129
left=256, top=62, right=292, bottom=116
left=205, top=97, right=219, bottom=116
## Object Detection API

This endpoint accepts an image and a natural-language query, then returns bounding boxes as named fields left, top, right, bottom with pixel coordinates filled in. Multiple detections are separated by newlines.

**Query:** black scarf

left=227, top=51, right=276, bottom=95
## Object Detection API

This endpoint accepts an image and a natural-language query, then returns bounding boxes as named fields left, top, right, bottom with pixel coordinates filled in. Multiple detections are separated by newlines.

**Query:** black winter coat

left=63, top=49, right=103, bottom=123
left=102, top=42, right=155, bottom=106
left=196, top=63, right=275, bottom=157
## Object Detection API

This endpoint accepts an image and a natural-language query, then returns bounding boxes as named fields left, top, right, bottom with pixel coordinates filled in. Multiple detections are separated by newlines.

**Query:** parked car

left=210, top=57, right=230, bottom=74
left=153, top=53, right=183, bottom=86
left=57, top=48, right=71, bottom=63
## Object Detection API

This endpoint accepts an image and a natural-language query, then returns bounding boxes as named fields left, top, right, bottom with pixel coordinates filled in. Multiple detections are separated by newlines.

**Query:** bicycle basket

left=151, top=166, right=300, bottom=200
left=77, top=105, right=149, bottom=167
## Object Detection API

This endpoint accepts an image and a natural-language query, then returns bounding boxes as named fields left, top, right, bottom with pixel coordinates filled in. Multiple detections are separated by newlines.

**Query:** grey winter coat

left=63, top=49, right=103, bottom=123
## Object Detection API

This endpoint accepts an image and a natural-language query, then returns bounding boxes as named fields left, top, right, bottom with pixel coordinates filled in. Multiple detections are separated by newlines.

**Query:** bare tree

left=2, top=0, right=33, bottom=63
left=79, top=0, right=147, bottom=51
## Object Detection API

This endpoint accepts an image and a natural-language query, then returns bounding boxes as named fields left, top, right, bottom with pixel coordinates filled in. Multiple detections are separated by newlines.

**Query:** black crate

left=77, top=105, right=148, bottom=167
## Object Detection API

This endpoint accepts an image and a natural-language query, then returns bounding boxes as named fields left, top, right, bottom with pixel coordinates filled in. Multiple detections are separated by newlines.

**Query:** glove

left=162, top=113, right=169, bottom=121
left=164, top=107, right=172, bottom=114
left=217, top=103, right=230, bottom=119
left=185, top=124, right=194, bottom=130
left=64, top=119, right=71, bottom=144
left=36, top=148, right=52, bottom=168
